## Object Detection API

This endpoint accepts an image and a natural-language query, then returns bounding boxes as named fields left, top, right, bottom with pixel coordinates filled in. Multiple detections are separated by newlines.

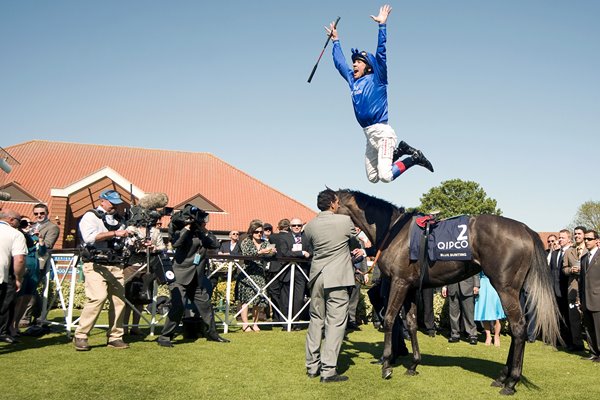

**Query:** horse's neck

left=365, top=210, right=407, bottom=249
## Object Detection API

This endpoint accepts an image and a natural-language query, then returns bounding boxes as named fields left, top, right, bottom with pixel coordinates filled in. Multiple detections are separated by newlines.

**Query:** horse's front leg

left=404, top=299, right=421, bottom=376
left=381, top=280, right=409, bottom=380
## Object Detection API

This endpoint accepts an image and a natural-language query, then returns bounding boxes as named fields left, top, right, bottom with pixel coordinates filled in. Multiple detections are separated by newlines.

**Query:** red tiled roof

left=0, top=140, right=316, bottom=232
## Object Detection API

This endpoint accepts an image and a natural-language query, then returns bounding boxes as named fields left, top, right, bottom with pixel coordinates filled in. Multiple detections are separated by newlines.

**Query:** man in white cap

left=74, top=189, right=131, bottom=351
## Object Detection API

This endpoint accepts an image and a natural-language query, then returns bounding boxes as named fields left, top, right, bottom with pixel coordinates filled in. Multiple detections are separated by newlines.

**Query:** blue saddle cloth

left=409, top=215, right=472, bottom=262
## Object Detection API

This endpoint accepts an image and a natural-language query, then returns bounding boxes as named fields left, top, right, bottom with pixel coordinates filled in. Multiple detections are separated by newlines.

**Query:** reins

left=366, top=212, right=405, bottom=274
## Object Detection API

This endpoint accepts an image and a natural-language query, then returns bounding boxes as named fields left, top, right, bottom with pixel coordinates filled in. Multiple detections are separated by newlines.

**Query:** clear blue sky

left=1, top=1, right=598, bottom=231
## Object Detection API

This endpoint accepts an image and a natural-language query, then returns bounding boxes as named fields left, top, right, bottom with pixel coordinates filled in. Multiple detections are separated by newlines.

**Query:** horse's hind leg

left=404, top=299, right=421, bottom=376
left=381, top=280, right=410, bottom=380
left=493, top=290, right=527, bottom=395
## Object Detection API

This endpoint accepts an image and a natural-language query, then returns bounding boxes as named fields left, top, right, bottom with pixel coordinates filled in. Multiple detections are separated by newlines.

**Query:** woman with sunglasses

left=238, top=220, right=275, bottom=332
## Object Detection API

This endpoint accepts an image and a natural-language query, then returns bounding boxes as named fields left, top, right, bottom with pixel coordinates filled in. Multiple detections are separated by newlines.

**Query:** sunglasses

left=33, top=212, right=46, bottom=216
left=253, top=230, right=263, bottom=234
left=547, top=240, right=556, bottom=243
left=231, top=233, right=239, bottom=236
left=584, top=238, right=597, bottom=242
left=291, top=224, right=302, bottom=228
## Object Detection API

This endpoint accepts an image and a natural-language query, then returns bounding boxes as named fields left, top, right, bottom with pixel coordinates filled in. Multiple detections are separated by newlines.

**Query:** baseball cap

left=99, top=189, right=123, bottom=205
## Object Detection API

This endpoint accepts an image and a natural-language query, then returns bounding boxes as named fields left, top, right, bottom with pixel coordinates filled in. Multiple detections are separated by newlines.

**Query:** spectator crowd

left=2, top=194, right=600, bottom=375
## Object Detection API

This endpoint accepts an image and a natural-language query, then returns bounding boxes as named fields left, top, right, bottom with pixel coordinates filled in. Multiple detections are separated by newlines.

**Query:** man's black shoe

left=448, top=337, right=460, bottom=343
left=346, top=321, right=360, bottom=331
left=320, top=374, right=349, bottom=383
left=157, top=336, right=174, bottom=347
left=567, top=344, right=585, bottom=352
left=412, top=150, right=434, bottom=172
left=427, top=329, right=436, bottom=338
left=393, top=141, right=418, bottom=162
left=207, top=334, right=230, bottom=343
left=580, top=355, right=598, bottom=361
left=0, top=335, right=18, bottom=344
left=307, top=371, right=320, bottom=378
left=469, top=336, right=478, bottom=345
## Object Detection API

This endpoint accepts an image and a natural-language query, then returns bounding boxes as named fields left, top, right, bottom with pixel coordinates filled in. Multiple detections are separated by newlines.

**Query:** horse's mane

left=338, top=189, right=406, bottom=215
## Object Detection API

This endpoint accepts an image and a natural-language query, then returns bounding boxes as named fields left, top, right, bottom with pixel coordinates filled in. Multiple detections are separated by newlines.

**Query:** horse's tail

left=523, top=228, right=561, bottom=346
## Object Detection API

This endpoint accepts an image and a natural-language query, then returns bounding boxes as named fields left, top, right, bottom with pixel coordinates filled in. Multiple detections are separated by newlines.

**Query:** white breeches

left=363, top=123, right=397, bottom=183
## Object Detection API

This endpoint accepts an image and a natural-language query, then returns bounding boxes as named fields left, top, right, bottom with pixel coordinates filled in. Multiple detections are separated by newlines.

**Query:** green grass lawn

left=1, top=317, right=599, bottom=399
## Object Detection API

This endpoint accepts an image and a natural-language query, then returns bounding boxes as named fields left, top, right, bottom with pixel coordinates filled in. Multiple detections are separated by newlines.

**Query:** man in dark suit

left=304, top=189, right=356, bottom=383
left=551, top=229, right=573, bottom=347
left=157, top=206, right=229, bottom=347
left=265, top=219, right=296, bottom=324
left=280, top=217, right=311, bottom=329
left=442, top=275, right=480, bottom=345
left=579, top=229, right=600, bottom=361
left=218, top=230, right=241, bottom=256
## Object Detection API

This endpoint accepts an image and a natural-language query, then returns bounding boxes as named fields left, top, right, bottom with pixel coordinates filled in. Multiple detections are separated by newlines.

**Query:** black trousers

left=160, top=274, right=217, bottom=339
left=367, top=277, right=408, bottom=359
left=0, top=279, right=17, bottom=336
left=265, top=271, right=284, bottom=322
left=582, top=308, right=600, bottom=357
left=417, top=287, right=435, bottom=331
left=280, top=267, right=308, bottom=322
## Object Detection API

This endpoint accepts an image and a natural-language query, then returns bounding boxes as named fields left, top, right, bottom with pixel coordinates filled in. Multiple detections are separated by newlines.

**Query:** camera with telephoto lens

left=169, top=204, right=209, bottom=232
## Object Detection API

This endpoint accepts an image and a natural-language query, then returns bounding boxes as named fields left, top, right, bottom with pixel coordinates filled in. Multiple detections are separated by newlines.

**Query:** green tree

left=572, top=201, right=600, bottom=232
left=419, top=179, right=502, bottom=218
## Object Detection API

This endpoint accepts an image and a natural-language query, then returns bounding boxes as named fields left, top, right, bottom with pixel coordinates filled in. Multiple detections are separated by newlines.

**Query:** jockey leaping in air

left=326, top=4, right=434, bottom=184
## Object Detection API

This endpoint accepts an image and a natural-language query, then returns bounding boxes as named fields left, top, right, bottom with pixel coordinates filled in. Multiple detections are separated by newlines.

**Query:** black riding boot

left=392, top=141, right=418, bottom=162
left=411, top=150, right=434, bottom=172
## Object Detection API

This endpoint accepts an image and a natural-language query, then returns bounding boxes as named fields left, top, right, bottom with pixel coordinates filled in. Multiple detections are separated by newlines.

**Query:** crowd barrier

left=39, top=250, right=310, bottom=337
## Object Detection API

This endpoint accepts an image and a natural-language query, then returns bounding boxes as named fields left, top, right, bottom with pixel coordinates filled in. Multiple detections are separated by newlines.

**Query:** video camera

left=169, top=204, right=210, bottom=232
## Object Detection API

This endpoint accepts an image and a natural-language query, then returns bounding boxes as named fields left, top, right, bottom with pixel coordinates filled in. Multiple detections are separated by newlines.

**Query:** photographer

left=122, top=206, right=166, bottom=336
left=73, top=189, right=130, bottom=351
left=157, top=204, right=229, bottom=347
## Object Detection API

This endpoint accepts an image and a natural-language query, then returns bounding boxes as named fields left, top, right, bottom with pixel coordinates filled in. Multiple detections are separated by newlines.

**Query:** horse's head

left=336, top=189, right=405, bottom=247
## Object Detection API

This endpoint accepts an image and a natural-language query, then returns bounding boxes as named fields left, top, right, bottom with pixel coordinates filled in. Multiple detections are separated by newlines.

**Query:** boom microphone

left=139, top=192, right=169, bottom=210
left=0, top=191, right=11, bottom=201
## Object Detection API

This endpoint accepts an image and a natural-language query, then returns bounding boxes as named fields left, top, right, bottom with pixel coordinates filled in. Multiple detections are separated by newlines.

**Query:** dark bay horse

left=336, top=189, right=560, bottom=395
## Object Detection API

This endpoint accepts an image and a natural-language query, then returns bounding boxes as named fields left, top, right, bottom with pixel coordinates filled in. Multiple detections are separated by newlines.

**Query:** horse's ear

left=325, top=185, right=331, bottom=191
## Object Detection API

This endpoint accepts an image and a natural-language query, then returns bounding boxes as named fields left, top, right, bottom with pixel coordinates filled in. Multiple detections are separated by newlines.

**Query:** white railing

left=39, top=251, right=310, bottom=336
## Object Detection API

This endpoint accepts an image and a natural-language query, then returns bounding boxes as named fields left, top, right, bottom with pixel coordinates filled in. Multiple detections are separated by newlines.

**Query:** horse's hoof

left=405, top=369, right=419, bottom=376
left=491, top=380, right=504, bottom=388
left=499, top=387, right=516, bottom=396
left=382, top=368, right=393, bottom=380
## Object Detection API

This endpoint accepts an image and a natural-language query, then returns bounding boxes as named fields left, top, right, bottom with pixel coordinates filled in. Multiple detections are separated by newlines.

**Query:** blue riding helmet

left=351, top=48, right=373, bottom=71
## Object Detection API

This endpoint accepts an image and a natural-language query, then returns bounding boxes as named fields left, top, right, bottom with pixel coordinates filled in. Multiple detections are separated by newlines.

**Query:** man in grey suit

left=304, top=189, right=356, bottom=383
left=442, top=275, right=480, bottom=345
left=580, top=229, right=600, bottom=362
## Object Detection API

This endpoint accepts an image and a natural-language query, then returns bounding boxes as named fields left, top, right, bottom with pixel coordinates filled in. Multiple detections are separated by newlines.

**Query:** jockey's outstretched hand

left=371, top=4, right=392, bottom=24
left=325, top=21, right=338, bottom=41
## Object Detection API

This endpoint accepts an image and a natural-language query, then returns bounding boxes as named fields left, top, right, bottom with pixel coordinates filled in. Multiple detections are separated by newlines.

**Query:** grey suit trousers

left=305, top=272, right=349, bottom=378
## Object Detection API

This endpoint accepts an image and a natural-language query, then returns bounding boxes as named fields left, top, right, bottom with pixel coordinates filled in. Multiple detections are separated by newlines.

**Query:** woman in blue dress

left=474, top=271, right=506, bottom=346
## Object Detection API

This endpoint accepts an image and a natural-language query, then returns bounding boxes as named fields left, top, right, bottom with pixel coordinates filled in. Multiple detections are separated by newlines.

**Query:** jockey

left=327, top=4, right=434, bottom=183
